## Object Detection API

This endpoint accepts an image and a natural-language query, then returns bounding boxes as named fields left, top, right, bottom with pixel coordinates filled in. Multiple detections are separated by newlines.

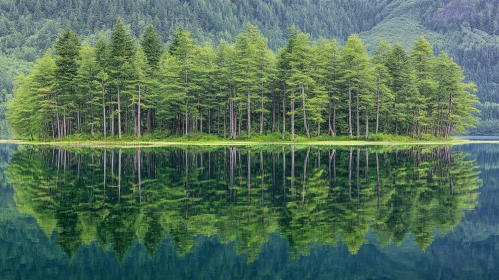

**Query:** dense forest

left=0, top=0, right=498, bottom=135
left=6, top=22, right=478, bottom=140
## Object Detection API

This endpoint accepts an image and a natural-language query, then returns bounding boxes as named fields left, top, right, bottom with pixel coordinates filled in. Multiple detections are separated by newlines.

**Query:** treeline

left=7, top=21, right=479, bottom=140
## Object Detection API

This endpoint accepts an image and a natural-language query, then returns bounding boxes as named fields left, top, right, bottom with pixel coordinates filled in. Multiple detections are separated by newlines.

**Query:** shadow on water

left=0, top=145, right=487, bottom=279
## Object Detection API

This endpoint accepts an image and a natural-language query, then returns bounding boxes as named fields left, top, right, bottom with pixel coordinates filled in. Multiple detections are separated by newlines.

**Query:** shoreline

left=0, top=139, right=486, bottom=148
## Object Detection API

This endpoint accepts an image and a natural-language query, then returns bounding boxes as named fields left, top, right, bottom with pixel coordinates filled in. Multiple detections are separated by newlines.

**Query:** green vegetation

left=6, top=145, right=480, bottom=261
left=2, top=0, right=499, bottom=136
left=6, top=22, right=479, bottom=141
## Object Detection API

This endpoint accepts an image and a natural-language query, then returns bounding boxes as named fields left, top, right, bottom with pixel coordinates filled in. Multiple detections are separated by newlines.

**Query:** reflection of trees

left=7, top=145, right=480, bottom=262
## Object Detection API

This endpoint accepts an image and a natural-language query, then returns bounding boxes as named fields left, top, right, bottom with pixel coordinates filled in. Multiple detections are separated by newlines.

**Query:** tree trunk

left=446, top=93, right=454, bottom=138
left=247, top=90, right=251, bottom=136
left=282, top=86, right=286, bottom=140
left=376, top=76, right=380, bottom=134
left=102, top=83, right=106, bottom=139
left=229, top=98, right=233, bottom=139
left=272, top=89, right=276, bottom=133
left=137, top=86, right=141, bottom=138
left=63, top=111, right=67, bottom=137
left=77, top=111, right=80, bottom=132
left=56, top=111, right=61, bottom=139
left=333, top=102, right=337, bottom=136
left=260, top=87, right=264, bottom=136
left=110, top=105, right=114, bottom=137
left=302, top=83, right=310, bottom=138
left=348, top=79, right=353, bottom=137
left=200, top=110, right=203, bottom=134
left=185, top=100, right=188, bottom=136
left=290, top=99, right=295, bottom=141
left=356, top=84, right=360, bottom=138
left=328, top=98, right=333, bottom=135
left=238, top=105, right=242, bottom=137
left=291, top=145, right=295, bottom=189
left=147, top=109, right=152, bottom=134
left=365, top=105, right=369, bottom=140
left=117, top=86, right=122, bottom=138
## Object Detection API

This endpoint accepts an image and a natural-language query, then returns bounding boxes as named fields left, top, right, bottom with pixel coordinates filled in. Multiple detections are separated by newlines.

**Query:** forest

left=6, top=21, right=479, bottom=140
left=1, top=0, right=498, bottom=136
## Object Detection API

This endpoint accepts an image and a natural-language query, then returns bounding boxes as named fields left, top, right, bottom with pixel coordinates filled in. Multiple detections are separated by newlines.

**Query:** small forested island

left=7, top=19, right=479, bottom=142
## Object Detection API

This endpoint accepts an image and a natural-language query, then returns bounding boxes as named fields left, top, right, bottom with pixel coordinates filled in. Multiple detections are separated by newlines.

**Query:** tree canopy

left=6, top=24, right=479, bottom=140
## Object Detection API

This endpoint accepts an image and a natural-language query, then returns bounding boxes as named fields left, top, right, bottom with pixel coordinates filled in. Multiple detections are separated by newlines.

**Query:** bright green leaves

left=234, top=23, right=274, bottom=136
left=8, top=52, right=56, bottom=139
left=340, top=35, right=372, bottom=137
left=7, top=22, right=479, bottom=140
left=433, top=52, right=479, bottom=136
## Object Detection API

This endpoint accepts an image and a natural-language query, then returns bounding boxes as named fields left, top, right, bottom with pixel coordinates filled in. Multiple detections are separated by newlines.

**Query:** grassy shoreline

left=0, top=138, right=480, bottom=148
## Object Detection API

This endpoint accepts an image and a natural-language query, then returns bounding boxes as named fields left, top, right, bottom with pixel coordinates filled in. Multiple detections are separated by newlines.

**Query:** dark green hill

left=1, top=0, right=499, bottom=135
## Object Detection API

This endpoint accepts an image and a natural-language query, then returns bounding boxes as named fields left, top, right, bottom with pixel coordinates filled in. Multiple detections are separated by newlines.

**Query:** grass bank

left=0, top=133, right=474, bottom=148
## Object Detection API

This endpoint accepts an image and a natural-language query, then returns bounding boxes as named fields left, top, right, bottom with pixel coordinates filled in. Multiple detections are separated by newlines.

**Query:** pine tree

left=372, top=63, right=392, bottom=134
left=411, top=36, right=436, bottom=136
left=110, top=18, right=135, bottom=138
left=309, top=39, right=332, bottom=136
left=166, top=26, right=196, bottom=136
left=140, top=24, right=163, bottom=134
left=276, top=26, right=299, bottom=140
left=215, top=41, right=238, bottom=139
left=286, top=31, right=314, bottom=139
left=95, top=36, right=110, bottom=138
left=340, top=35, right=370, bottom=137
left=141, top=25, right=163, bottom=71
left=191, top=44, right=216, bottom=135
left=315, top=39, right=341, bottom=136
left=75, top=44, right=99, bottom=137
left=54, top=24, right=80, bottom=138
left=8, top=52, right=56, bottom=139
left=433, top=52, right=479, bottom=137
left=386, top=44, right=418, bottom=136
left=131, top=49, right=151, bottom=138
left=234, top=23, right=268, bottom=137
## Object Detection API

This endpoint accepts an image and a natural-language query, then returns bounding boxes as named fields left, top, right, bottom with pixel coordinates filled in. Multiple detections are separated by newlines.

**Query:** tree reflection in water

left=8, top=145, right=480, bottom=262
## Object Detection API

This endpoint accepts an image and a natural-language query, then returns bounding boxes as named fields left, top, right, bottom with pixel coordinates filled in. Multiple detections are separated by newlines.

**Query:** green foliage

left=1, top=0, right=499, bottom=135
left=6, top=22, right=479, bottom=140
left=7, top=52, right=56, bottom=139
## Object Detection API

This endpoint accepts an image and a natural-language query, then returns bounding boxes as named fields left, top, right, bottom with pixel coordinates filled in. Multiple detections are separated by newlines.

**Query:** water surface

left=0, top=144, right=496, bottom=279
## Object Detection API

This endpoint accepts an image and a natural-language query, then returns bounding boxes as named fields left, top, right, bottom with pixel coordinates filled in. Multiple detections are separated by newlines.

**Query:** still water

left=0, top=144, right=496, bottom=279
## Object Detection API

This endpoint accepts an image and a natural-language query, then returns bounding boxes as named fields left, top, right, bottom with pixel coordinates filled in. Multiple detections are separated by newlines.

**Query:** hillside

left=1, top=0, right=499, bottom=135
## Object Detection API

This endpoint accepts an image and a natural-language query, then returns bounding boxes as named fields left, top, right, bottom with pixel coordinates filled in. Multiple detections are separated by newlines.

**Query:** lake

left=0, top=143, right=497, bottom=279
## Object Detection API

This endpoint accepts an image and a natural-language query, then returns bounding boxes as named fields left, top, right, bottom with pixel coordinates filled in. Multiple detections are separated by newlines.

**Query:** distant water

left=454, top=135, right=499, bottom=140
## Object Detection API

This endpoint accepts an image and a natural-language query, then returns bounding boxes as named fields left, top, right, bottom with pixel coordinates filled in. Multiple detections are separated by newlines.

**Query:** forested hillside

left=1, top=0, right=499, bottom=135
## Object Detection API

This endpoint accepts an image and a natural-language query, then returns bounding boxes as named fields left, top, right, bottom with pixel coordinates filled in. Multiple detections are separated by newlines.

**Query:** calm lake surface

left=0, top=143, right=497, bottom=279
